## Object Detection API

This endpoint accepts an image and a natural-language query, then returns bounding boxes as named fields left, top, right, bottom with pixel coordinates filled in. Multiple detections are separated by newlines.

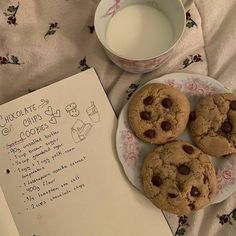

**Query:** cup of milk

left=95, top=0, right=194, bottom=73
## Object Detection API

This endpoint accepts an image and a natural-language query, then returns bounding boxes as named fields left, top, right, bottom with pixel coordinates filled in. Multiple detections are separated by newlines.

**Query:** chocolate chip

left=183, top=145, right=194, bottom=154
left=178, top=164, right=190, bottom=175
left=191, top=186, right=201, bottom=197
left=151, top=175, right=162, bottom=187
left=189, top=111, right=196, bottom=121
left=230, top=100, right=236, bottom=110
left=168, top=193, right=178, bottom=198
left=143, top=96, right=154, bottom=105
left=140, top=111, right=151, bottom=120
left=162, top=98, right=172, bottom=108
left=161, top=121, right=171, bottom=131
left=188, top=203, right=195, bottom=210
left=144, top=129, right=156, bottom=138
left=221, top=122, right=232, bottom=133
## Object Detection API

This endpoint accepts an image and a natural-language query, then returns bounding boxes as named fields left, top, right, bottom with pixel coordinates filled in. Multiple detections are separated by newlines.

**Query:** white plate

left=116, top=73, right=236, bottom=204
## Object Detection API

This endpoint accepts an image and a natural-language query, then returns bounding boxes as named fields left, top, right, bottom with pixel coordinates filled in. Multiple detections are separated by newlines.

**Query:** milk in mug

left=106, top=4, right=174, bottom=59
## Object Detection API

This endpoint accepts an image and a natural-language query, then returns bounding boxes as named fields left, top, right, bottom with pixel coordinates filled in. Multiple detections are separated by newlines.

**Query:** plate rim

left=116, top=72, right=234, bottom=205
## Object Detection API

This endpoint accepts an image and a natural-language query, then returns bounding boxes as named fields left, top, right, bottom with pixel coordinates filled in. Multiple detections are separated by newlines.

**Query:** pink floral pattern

left=107, top=50, right=171, bottom=73
left=184, top=78, right=214, bottom=95
left=164, top=79, right=183, bottom=90
left=160, top=77, right=222, bottom=96
left=119, top=122, right=140, bottom=166
left=216, top=157, right=236, bottom=194
left=102, top=0, right=120, bottom=17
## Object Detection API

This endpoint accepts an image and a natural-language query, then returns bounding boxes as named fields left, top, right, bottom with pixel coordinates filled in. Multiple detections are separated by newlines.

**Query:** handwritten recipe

left=1, top=99, right=101, bottom=210
left=0, top=69, right=172, bottom=236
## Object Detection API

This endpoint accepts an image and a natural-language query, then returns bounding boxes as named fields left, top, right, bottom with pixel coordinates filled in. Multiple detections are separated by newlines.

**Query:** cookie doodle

left=65, top=102, right=80, bottom=117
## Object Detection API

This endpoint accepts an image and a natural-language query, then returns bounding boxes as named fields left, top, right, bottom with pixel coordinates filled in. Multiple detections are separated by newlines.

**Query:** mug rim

left=94, top=0, right=187, bottom=62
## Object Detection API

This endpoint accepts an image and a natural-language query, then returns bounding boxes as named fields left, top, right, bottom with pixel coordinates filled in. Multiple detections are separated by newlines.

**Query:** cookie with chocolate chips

left=127, top=83, right=190, bottom=144
left=141, top=140, right=217, bottom=215
left=189, top=93, right=236, bottom=157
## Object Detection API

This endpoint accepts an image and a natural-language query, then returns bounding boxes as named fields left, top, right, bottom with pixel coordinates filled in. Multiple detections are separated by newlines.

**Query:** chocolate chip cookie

left=128, top=83, right=190, bottom=144
left=141, top=140, right=217, bottom=215
left=189, top=93, right=236, bottom=157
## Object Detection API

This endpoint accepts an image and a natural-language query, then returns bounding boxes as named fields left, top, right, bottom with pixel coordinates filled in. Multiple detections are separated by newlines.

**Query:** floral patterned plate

left=116, top=73, right=236, bottom=205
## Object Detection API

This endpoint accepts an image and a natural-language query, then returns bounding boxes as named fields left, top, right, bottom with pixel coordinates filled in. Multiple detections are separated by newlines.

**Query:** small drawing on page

left=44, top=106, right=61, bottom=124
left=1, top=125, right=12, bottom=136
left=38, top=99, right=49, bottom=109
left=71, top=119, right=92, bottom=143
left=86, top=101, right=100, bottom=123
left=65, top=102, right=80, bottom=117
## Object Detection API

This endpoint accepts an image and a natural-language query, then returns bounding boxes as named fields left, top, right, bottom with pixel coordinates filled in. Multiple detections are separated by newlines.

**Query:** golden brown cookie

left=141, top=140, right=217, bottom=215
left=128, top=83, right=190, bottom=144
left=189, top=93, right=236, bottom=157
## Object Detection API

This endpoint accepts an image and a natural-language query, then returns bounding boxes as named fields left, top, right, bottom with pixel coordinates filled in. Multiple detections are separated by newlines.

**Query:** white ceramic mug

left=95, top=0, right=194, bottom=73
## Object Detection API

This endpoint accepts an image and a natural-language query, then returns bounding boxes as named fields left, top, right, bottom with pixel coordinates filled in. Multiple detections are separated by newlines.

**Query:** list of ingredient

left=0, top=98, right=101, bottom=212
left=5, top=129, right=87, bottom=211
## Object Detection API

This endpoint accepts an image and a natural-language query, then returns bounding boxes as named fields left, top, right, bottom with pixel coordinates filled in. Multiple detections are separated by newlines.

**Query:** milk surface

left=106, top=4, right=174, bottom=59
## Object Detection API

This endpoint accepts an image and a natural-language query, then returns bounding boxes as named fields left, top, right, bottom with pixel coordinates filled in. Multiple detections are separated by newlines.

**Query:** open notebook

left=0, top=68, right=172, bottom=236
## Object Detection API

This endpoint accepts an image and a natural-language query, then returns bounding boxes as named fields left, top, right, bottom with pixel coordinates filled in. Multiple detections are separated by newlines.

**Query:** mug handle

left=183, top=0, right=194, bottom=10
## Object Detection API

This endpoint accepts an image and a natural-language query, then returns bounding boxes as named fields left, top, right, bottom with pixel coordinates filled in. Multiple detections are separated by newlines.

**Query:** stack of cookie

left=128, top=83, right=236, bottom=215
